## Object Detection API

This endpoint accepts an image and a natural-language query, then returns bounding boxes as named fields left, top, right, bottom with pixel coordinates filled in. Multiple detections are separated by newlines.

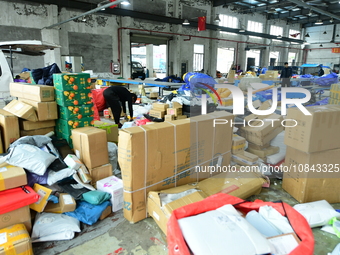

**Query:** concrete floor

left=32, top=177, right=340, bottom=255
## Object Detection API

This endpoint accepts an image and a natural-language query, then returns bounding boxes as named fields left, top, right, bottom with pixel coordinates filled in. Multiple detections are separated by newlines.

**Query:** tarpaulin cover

left=314, top=73, right=339, bottom=86
left=0, top=186, right=39, bottom=214
left=167, top=193, right=314, bottom=255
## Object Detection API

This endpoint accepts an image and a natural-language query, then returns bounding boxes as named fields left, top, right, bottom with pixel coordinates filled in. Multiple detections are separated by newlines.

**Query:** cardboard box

left=94, top=121, right=118, bottom=143
left=241, top=113, right=283, bottom=138
left=247, top=145, right=280, bottom=158
left=284, top=105, right=340, bottom=153
left=53, top=73, right=92, bottom=91
left=0, top=163, right=27, bottom=191
left=0, top=110, right=19, bottom=152
left=89, top=164, right=112, bottom=186
left=164, top=115, right=175, bottom=121
left=239, top=126, right=284, bottom=146
left=72, top=127, right=109, bottom=169
left=29, top=184, right=52, bottom=213
left=152, top=103, right=169, bottom=111
left=10, top=82, right=55, bottom=102
left=55, top=117, right=94, bottom=140
left=246, top=142, right=270, bottom=150
left=64, top=154, right=83, bottom=170
left=18, top=99, right=57, bottom=121
left=149, top=92, right=159, bottom=99
left=0, top=206, right=31, bottom=233
left=172, top=102, right=182, bottom=109
left=99, top=205, right=112, bottom=220
left=78, top=165, right=92, bottom=184
left=58, top=105, right=94, bottom=120
left=55, top=89, right=92, bottom=107
left=283, top=146, right=340, bottom=203
left=149, top=109, right=165, bottom=119
left=19, top=120, right=55, bottom=131
left=97, top=176, right=123, bottom=212
left=0, top=224, right=32, bottom=255
left=148, top=171, right=266, bottom=234
left=232, top=151, right=259, bottom=166
left=44, top=193, right=76, bottom=213
left=20, top=127, right=55, bottom=137
left=118, top=111, right=234, bottom=223
left=176, top=115, right=187, bottom=120
left=167, top=108, right=182, bottom=117
left=232, top=135, right=246, bottom=154
left=3, top=100, right=38, bottom=122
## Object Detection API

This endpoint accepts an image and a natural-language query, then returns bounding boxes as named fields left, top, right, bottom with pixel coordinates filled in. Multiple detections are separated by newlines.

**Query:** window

left=289, top=29, right=301, bottom=39
left=219, top=15, right=238, bottom=35
left=288, top=52, right=296, bottom=65
left=270, top=25, right=283, bottom=37
left=193, top=44, right=204, bottom=72
left=217, top=48, right=235, bottom=73
left=247, top=21, right=263, bottom=39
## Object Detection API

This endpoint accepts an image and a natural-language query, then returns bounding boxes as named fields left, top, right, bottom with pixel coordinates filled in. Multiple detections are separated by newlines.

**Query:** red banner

left=198, top=16, right=206, bottom=31
left=109, top=0, right=117, bottom=8
left=332, top=48, right=340, bottom=53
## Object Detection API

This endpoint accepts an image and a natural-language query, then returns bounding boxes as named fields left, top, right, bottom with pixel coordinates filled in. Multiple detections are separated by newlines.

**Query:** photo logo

left=200, top=84, right=312, bottom=116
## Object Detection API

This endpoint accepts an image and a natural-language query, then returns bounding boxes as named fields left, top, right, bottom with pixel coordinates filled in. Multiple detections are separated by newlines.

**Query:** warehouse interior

left=1, top=0, right=340, bottom=255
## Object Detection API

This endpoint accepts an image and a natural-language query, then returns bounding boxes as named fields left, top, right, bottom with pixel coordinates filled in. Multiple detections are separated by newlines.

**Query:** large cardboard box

left=94, top=121, right=118, bottom=143
left=239, top=126, right=284, bottom=146
left=0, top=206, right=31, bottom=233
left=18, top=99, right=57, bottom=121
left=20, top=127, right=55, bottom=137
left=55, top=118, right=94, bottom=139
left=89, top=164, right=113, bottom=186
left=53, top=73, right=92, bottom=91
left=19, top=120, right=55, bottom=131
left=55, top=89, right=92, bottom=107
left=282, top=146, right=340, bottom=203
left=0, top=110, right=19, bottom=152
left=97, top=176, right=123, bottom=212
left=0, top=163, right=26, bottom=191
left=44, top=193, right=76, bottom=213
left=58, top=105, right=94, bottom=120
left=3, top=100, right=38, bottom=122
left=148, top=171, right=266, bottom=234
left=284, top=105, right=340, bottom=153
left=247, top=145, right=280, bottom=158
left=10, top=82, right=54, bottom=102
left=0, top=224, right=33, bottom=255
left=152, top=103, right=169, bottom=111
left=149, top=109, right=165, bottom=119
left=72, top=127, right=109, bottom=169
left=118, top=111, right=234, bottom=223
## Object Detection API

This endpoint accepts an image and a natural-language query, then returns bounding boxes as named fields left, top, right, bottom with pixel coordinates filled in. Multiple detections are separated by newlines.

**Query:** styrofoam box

left=96, top=176, right=123, bottom=212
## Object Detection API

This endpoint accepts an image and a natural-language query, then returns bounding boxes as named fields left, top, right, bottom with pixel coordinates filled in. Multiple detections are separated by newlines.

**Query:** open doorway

left=130, top=34, right=170, bottom=79
left=246, top=50, right=260, bottom=72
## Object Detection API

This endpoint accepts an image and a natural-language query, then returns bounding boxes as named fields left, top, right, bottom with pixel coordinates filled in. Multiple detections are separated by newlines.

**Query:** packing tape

left=0, top=173, right=5, bottom=191
left=165, top=122, right=178, bottom=187
left=138, top=125, right=148, bottom=218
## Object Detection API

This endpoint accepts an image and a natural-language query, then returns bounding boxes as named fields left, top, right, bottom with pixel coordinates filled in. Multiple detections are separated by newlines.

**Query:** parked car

left=131, top=61, right=146, bottom=80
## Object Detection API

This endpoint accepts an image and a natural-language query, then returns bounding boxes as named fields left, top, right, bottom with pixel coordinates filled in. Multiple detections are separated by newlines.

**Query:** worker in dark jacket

left=318, top=66, right=324, bottom=76
left=103, top=86, right=137, bottom=128
left=280, top=62, right=293, bottom=87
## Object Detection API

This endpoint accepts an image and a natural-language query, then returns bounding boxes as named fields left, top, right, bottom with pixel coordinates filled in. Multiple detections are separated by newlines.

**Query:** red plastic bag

left=91, top=88, right=108, bottom=112
left=167, top=193, right=314, bottom=255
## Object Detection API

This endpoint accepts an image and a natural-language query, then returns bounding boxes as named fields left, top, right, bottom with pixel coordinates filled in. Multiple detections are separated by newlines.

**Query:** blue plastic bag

left=64, top=200, right=111, bottom=225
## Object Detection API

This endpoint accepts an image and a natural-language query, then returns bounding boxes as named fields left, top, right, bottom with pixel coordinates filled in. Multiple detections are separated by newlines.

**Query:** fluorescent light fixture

left=183, top=19, right=190, bottom=25
left=121, top=0, right=130, bottom=5
left=323, top=31, right=327, bottom=34
left=305, top=33, right=310, bottom=37
left=214, top=14, right=221, bottom=22
left=315, top=19, right=323, bottom=25
left=330, top=18, right=334, bottom=23
left=320, top=44, right=323, bottom=47
left=268, top=7, right=277, bottom=13
left=239, top=29, right=245, bottom=32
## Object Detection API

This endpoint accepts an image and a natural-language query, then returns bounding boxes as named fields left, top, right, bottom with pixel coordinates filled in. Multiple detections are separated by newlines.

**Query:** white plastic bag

left=293, top=200, right=340, bottom=228
left=108, top=142, right=118, bottom=173
left=32, top=213, right=80, bottom=241
left=259, top=205, right=294, bottom=234
left=32, top=230, right=75, bottom=243
left=6, top=144, right=56, bottom=176
left=47, top=168, right=76, bottom=186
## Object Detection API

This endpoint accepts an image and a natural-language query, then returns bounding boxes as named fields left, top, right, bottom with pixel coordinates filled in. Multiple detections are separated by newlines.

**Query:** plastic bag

left=26, top=169, right=49, bottom=187
left=32, top=230, right=75, bottom=243
left=6, top=144, right=57, bottom=176
left=82, top=190, right=111, bottom=205
left=167, top=193, right=314, bottom=255
left=64, top=200, right=111, bottom=225
left=92, top=88, right=108, bottom=112
left=31, top=213, right=80, bottom=242
left=9, top=135, right=52, bottom=150
left=47, top=168, right=76, bottom=186
left=108, top=142, right=118, bottom=172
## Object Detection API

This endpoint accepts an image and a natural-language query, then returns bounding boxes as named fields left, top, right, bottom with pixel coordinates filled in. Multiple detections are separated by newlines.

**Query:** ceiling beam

left=212, top=0, right=241, bottom=7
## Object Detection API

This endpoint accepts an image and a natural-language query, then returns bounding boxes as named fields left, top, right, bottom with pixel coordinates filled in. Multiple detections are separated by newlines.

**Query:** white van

left=0, top=40, right=60, bottom=100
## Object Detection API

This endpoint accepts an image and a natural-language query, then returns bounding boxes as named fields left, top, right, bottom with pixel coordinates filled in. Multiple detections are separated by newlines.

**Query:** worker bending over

left=103, top=86, right=137, bottom=128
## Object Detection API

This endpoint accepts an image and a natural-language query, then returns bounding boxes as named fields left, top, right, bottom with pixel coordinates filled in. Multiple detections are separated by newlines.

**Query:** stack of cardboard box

left=282, top=105, right=340, bottom=203
left=5, top=83, right=57, bottom=137
left=53, top=73, right=94, bottom=147
left=329, top=83, right=340, bottom=105
left=165, top=102, right=187, bottom=121
left=71, top=127, right=112, bottom=188
left=238, top=113, right=282, bottom=164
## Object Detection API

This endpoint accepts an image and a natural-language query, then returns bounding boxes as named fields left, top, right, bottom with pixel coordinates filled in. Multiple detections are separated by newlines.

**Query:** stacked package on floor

left=236, top=113, right=282, bottom=165
left=283, top=105, right=340, bottom=203
left=118, top=111, right=234, bottom=223
left=329, top=83, right=340, bottom=105
left=53, top=73, right=94, bottom=147
left=6, top=83, right=57, bottom=139
left=150, top=102, right=187, bottom=121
